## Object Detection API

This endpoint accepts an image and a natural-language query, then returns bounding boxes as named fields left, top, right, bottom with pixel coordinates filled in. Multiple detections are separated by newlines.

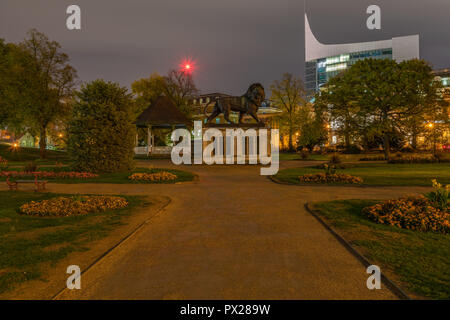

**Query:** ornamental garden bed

left=307, top=180, right=449, bottom=299
left=0, top=167, right=196, bottom=184
left=20, top=195, right=129, bottom=217
left=129, top=171, right=178, bottom=182
left=0, top=191, right=148, bottom=296
left=299, top=173, right=363, bottom=184
left=274, top=163, right=450, bottom=186
left=308, top=198, right=450, bottom=299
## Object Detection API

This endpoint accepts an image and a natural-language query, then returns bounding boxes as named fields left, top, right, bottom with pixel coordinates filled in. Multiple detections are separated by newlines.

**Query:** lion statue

left=203, top=83, right=265, bottom=124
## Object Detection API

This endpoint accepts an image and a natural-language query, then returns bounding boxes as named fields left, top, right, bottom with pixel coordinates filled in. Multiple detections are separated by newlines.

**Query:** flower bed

left=19, top=195, right=128, bottom=217
left=0, top=171, right=98, bottom=179
left=299, top=173, right=363, bottom=184
left=129, top=171, right=177, bottom=182
left=363, top=195, right=449, bottom=234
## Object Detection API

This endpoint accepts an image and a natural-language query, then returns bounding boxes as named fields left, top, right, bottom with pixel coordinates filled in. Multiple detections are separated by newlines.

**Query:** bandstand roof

left=135, top=96, right=191, bottom=128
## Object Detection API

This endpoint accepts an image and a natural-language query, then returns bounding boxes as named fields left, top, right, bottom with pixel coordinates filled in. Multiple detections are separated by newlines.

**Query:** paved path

left=43, top=161, right=429, bottom=299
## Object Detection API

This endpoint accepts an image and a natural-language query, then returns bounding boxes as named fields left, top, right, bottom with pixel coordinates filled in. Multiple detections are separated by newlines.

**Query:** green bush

left=24, top=161, right=38, bottom=173
left=425, top=180, right=450, bottom=210
left=67, top=80, right=136, bottom=173
left=342, top=144, right=362, bottom=154
left=300, top=150, right=309, bottom=160
left=359, top=155, right=386, bottom=161
left=328, top=153, right=342, bottom=164
left=0, top=156, right=8, bottom=171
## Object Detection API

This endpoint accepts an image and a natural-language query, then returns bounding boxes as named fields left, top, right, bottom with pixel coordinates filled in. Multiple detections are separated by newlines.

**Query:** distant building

left=305, top=14, right=420, bottom=93
left=434, top=68, right=450, bottom=89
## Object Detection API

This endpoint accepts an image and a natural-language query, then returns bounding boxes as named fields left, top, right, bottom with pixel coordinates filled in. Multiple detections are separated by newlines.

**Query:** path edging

left=304, top=202, right=411, bottom=300
left=51, top=196, right=172, bottom=300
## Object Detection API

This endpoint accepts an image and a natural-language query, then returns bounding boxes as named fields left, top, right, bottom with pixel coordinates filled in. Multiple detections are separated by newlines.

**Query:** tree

left=270, top=73, right=308, bottom=151
left=0, top=39, right=24, bottom=130
left=131, top=73, right=165, bottom=115
left=67, top=80, right=136, bottom=173
left=314, top=71, right=362, bottom=150
left=17, top=29, right=77, bottom=158
left=163, top=69, right=198, bottom=117
left=323, top=58, right=443, bottom=159
left=297, top=115, right=328, bottom=151
left=131, top=70, right=198, bottom=118
left=398, top=60, right=445, bottom=150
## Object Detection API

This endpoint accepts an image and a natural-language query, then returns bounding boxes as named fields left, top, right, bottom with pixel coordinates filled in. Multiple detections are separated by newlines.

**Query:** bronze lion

left=203, top=83, right=265, bottom=124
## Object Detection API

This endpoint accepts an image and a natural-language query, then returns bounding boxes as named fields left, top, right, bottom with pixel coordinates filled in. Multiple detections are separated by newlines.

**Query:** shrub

left=433, top=152, right=450, bottom=163
left=67, top=80, right=136, bottom=173
left=0, top=156, right=8, bottom=171
left=342, top=144, right=362, bottom=154
left=359, top=155, right=386, bottom=161
left=19, top=195, right=128, bottom=217
left=323, top=163, right=336, bottom=175
left=387, top=155, right=448, bottom=164
left=53, top=161, right=64, bottom=173
left=425, top=179, right=450, bottom=210
left=328, top=153, right=342, bottom=164
left=129, top=171, right=177, bottom=182
left=363, top=195, right=449, bottom=234
left=300, top=150, right=309, bottom=160
left=400, top=145, right=415, bottom=153
left=24, top=161, right=38, bottom=173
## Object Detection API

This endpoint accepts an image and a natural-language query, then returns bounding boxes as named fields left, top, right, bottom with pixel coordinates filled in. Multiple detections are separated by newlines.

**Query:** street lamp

left=427, top=122, right=437, bottom=156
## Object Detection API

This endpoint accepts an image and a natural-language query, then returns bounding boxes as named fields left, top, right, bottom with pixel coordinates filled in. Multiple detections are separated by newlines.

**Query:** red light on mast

left=180, top=58, right=195, bottom=74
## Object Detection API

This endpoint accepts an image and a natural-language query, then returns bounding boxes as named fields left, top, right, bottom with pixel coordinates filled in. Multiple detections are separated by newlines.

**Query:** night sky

left=1, top=0, right=449, bottom=95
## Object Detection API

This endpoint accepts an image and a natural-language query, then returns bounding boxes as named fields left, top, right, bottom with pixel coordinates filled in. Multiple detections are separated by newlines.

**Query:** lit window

left=326, top=63, right=347, bottom=72
left=340, top=54, right=350, bottom=62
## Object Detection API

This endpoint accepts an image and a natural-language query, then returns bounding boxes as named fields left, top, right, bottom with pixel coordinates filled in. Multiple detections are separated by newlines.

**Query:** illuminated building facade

left=305, top=14, right=420, bottom=92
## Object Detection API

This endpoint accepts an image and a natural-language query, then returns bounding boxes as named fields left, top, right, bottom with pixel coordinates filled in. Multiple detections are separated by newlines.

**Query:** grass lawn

left=0, top=190, right=144, bottom=294
left=0, top=143, right=69, bottom=164
left=1, top=167, right=197, bottom=184
left=309, top=200, right=450, bottom=299
left=275, top=163, right=450, bottom=186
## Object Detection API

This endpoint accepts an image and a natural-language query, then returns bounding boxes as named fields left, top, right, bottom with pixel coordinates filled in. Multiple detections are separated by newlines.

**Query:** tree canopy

left=315, top=58, right=446, bottom=158
left=0, top=30, right=77, bottom=158
left=67, top=80, right=136, bottom=173
left=270, top=73, right=309, bottom=151
left=131, top=69, right=198, bottom=118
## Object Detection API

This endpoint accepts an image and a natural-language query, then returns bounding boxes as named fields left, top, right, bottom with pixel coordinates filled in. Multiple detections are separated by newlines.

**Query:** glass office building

left=305, top=14, right=420, bottom=92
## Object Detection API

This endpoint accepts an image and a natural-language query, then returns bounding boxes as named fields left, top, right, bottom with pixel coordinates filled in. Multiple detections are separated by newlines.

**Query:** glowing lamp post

left=427, top=122, right=437, bottom=156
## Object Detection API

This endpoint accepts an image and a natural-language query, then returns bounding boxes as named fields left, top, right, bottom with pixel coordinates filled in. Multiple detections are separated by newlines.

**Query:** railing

left=134, top=146, right=148, bottom=155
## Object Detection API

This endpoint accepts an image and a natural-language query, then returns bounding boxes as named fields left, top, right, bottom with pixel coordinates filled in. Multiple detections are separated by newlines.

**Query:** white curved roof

left=305, top=14, right=420, bottom=62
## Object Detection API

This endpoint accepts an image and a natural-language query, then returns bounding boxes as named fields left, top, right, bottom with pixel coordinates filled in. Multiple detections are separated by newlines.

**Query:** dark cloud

left=0, top=0, right=448, bottom=94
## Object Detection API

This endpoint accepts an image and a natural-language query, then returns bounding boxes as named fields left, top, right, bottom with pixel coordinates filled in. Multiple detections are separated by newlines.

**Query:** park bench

left=6, top=174, right=47, bottom=192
